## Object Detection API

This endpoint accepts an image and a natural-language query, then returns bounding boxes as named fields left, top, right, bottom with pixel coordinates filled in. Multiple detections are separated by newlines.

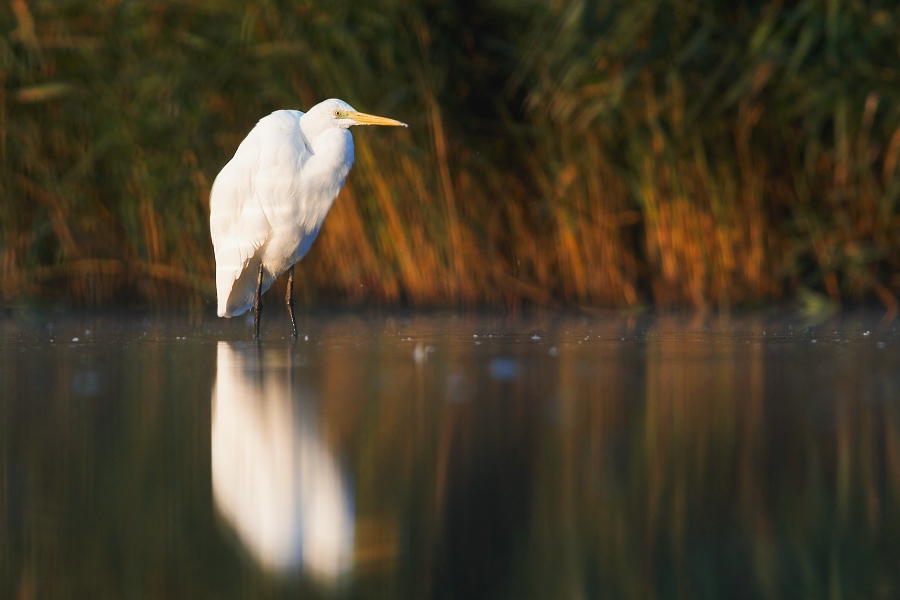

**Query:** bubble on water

left=531, top=335, right=540, bottom=341
left=489, top=358, right=520, bottom=381
left=413, top=343, right=427, bottom=365
left=72, top=337, right=79, bottom=342
left=446, top=373, right=467, bottom=403
left=72, top=370, right=102, bottom=397
left=548, top=347, right=559, bottom=357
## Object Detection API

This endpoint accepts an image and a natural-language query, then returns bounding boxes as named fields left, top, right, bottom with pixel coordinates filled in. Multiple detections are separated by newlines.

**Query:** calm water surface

left=2, top=311, right=900, bottom=599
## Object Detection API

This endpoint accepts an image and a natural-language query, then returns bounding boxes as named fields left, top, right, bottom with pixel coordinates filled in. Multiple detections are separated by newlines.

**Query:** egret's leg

left=254, top=262, right=264, bottom=340
left=286, top=265, right=298, bottom=338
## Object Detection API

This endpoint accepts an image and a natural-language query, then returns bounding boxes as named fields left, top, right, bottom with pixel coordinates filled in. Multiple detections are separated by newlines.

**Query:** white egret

left=210, top=99, right=407, bottom=338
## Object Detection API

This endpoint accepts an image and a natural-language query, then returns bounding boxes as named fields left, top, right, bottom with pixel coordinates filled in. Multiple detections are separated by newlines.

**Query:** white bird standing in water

left=210, top=99, right=407, bottom=338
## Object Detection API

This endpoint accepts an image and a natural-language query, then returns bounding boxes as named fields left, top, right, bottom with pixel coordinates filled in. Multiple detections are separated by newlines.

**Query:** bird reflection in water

left=210, top=341, right=354, bottom=582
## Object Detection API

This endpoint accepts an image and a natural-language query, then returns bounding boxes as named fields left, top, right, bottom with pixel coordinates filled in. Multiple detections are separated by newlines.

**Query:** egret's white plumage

left=210, top=99, right=406, bottom=335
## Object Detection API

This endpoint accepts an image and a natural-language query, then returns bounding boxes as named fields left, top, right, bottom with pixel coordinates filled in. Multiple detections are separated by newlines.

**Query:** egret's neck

left=298, top=113, right=338, bottom=151
left=306, top=129, right=354, bottom=177
left=294, top=126, right=354, bottom=233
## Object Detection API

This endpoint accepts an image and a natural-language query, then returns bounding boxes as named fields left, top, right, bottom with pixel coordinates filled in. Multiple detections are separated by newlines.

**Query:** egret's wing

left=210, top=150, right=270, bottom=316
left=210, top=111, right=310, bottom=316
left=251, top=111, right=313, bottom=234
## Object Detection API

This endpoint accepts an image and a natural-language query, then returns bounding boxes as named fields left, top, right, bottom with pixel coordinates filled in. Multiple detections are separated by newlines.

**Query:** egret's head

left=308, top=98, right=407, bottom=130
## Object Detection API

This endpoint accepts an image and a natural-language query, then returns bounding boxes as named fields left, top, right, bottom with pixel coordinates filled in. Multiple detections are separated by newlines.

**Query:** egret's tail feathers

left=217, top=257, right=275, bottom=318
left=218, top=296, right=254, bottom=318
left=211, top=203, right=269, bottom=318
left=217, top=284, right=254, bottom=318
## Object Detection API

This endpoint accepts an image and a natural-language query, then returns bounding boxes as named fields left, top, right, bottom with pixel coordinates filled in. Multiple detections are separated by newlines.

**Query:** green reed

left=2, top=0, right=899, bottom=310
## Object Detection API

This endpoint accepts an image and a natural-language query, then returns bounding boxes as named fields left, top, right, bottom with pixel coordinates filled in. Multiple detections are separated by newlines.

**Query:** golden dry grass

left=1, top=0, right=898, bottom=311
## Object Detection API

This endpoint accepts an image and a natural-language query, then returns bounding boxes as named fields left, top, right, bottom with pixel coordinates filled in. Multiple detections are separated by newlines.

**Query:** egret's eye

left=333, top=110, right=342, bottom=118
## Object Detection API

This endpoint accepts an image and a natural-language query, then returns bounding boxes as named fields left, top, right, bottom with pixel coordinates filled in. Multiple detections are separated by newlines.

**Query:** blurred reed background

left=2, top=0, right=900, bottom=311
